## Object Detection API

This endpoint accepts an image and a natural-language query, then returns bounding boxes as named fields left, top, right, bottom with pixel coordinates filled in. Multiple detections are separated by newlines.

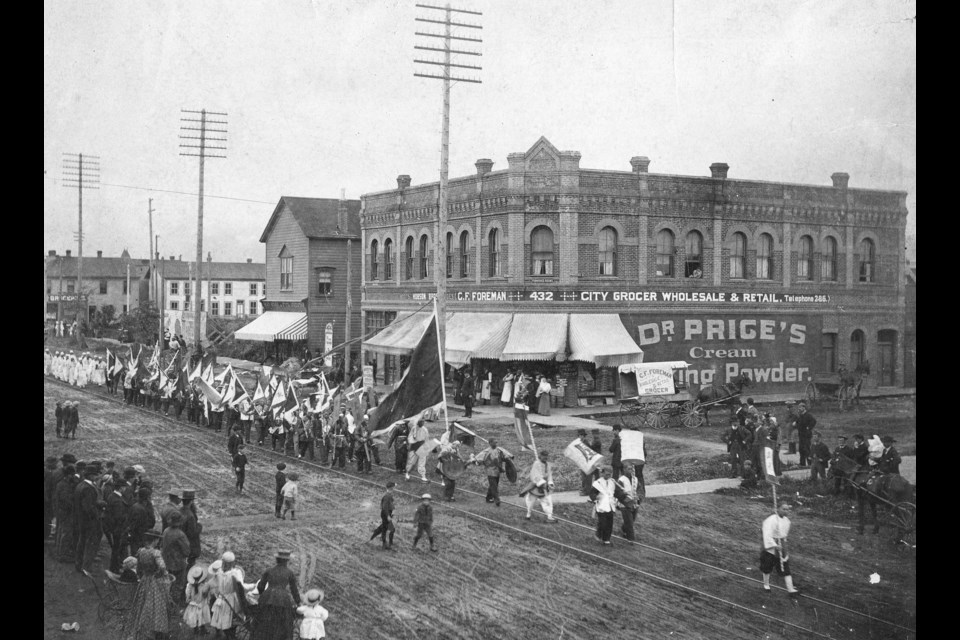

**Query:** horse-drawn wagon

left=804, top=362, right=870, bottom=410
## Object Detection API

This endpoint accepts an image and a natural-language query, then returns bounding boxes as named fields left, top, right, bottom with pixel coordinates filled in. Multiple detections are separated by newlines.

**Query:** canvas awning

left=363, top=311, right=433, bottom=357
left=568, top=314, right=644, bottom=367
left=234, top=311, right=308, bottom=342
left=444, top=312, right=513, bottom=365
left=500, top=313, right=569, bottom=362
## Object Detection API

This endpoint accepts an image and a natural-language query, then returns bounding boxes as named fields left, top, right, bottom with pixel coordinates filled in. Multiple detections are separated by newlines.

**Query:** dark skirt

left=252, top=604, right=295, bottom=640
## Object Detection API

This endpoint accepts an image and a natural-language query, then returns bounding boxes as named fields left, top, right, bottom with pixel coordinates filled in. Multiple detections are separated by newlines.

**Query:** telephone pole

left=148, top=199, right=155, bottom=303
left=180, top=109, right=227, bottom=351
left=340, top=189, right=353, bottom=379
left=62, top=153, right=100, bottom=324
left=414, top=2, right=482, bottom=365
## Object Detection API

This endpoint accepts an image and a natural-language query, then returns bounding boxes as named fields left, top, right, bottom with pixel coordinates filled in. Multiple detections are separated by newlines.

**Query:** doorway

left=877, top=330, right=897, bottom=386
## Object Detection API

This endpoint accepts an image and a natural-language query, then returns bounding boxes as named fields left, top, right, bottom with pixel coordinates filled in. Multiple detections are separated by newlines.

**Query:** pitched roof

left=161, top=261, right=265, bottom=281
left=259, top=196, right=361, bottom=243
left=45, top=256, right=150, bottom=279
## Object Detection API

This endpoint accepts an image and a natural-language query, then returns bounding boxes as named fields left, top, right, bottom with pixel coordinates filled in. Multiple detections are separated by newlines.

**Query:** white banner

left=564, top=439, right=605, bottom=475
left=763, top=445, right=779, bottom=485
left=620, top=430, right=645, bottom=463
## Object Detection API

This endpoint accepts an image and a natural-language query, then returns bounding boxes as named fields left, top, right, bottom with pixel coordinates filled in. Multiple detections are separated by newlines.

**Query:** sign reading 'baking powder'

left=449, top=289, right=830, bottom=304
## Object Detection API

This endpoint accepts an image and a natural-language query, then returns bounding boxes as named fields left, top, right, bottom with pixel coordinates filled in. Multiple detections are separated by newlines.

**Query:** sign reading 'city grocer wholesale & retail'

left=618, top=313, right=823, bottom=394
left=449, top=290, right=830, bottom=304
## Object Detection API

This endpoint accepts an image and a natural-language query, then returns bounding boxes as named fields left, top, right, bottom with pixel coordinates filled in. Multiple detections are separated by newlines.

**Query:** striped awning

left=444, top=312, right=513, bottom=365
left=234, top=311, right=308, bottom=342
left=568, top=314, right=644, bottom=367
left=363, top=312, right=433, bottom=357
left=500, top=313, right=569, bottom=362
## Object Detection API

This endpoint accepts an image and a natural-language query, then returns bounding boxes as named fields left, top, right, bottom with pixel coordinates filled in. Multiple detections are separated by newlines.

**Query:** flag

left=283, top=385, right=299, bottom=425
left=762, top=445, right=779, bottom=485
left=165, top=349, right=182, bottom=376
left=215, top=364, right=233, bottom=385
left=620, top=430, right=646, bottom=464
left=262, top=365, right=273, bottom=379
left=189, top=359, right=203, bottom=381
left=370, top=418, right=404, bottom=446
left=202, top=363, right=214, bottom=384
left=513, top=402, right=535, bottom=452
left=176, top=370, right=190, bottom=396
left=271, top=380, right=286, bottom=419
left=564, top=438, right=605, bottom=475
left=367, top=312, right=445, bottom=434
left=252, top=382, right=265, bottom=404
left=449, top=421, right=479, bottom=447
left=196, top=376, right=224, bottom=407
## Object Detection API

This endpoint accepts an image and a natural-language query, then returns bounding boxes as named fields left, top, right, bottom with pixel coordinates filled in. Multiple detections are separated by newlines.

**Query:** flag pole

left=433, top=297, right=450, bottom=432
left=523, top=374, right=538, bottom=456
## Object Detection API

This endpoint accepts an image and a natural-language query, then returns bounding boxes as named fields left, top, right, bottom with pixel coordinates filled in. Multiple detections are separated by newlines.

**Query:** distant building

left=44, top=249, right=149, bottom=321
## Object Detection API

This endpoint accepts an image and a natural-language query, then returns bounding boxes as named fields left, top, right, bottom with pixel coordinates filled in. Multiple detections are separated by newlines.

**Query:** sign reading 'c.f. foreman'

left=619, top=314, right=822, bottom=393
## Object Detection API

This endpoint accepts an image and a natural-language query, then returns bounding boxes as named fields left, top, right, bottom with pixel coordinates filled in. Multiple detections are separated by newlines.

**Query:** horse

left=696, top=372, right=752, bottom=427
left=833, top=455, right=915, bottom=544
left=837, top=361, right=871, bottom=409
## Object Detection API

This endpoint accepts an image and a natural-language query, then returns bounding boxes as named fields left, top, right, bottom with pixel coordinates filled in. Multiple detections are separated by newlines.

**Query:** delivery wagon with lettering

left=617, top=361, right=706, bottom=429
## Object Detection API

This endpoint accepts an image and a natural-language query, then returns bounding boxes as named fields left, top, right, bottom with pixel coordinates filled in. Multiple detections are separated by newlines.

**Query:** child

left=281, top=472, right=299, bottom=520
left=412, top=493, right=436, bottom=552
left=233, top=443, right=249, bottom=493
left=297, top=589, right=329, bottom=639
left=183, top=565, right=212, bottom=635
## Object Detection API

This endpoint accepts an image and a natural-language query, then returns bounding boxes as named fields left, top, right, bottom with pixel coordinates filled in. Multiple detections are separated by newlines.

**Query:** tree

left=118, top=302, right=161, bottom=345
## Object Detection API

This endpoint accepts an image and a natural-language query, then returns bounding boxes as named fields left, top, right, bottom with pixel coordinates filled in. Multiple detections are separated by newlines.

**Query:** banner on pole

left=564, top=439, right=605, bottom=475
left=762, top=445, right=779, bottom=485
left=620, top=430, right=646, bottom=464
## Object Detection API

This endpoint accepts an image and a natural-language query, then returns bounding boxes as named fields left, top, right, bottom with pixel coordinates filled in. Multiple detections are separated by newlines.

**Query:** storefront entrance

left=877, top=329, right=897, bottom=386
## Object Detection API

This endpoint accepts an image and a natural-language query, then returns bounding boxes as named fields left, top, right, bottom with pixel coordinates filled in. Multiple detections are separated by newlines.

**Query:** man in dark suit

left=877, top=436, right=902, bottom=474
left=74, top=465, right=104, bottom=574
left=102, top=480, right=129, bottom=573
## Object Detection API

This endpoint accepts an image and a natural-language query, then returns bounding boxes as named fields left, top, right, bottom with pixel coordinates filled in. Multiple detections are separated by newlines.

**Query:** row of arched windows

left=370, top=228, right=877, bottom=282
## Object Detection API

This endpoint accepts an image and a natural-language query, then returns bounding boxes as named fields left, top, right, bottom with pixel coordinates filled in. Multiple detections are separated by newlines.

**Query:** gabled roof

left=259, top=196, right=361, bottom=243
left=161, top=261, right=265, bottom=281
left=45, top=256, right=150, bottom=279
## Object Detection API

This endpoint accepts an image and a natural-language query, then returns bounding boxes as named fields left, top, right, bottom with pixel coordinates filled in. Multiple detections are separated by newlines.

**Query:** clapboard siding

left=307, top=237, right=363, bottom=351
left=264, top=206, right=310, bottom=301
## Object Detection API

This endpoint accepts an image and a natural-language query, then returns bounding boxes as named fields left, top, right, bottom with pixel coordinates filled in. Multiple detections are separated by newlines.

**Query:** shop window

left=797, top=235, right=814, bottom=280
left=488, top=228, right=500, bottom=277
left=858, top=238, right=875, bottom=282
left=656, top=229, right=674, bottom=277
left=383, top=239, right=393, bottom=279
left=729, top=232, right=746, bottom=279
left=598, top=226, right=617, bottom=275
left=419, top=235, right=429, bottom=279
left=821, top=236, right=838, bottom=281
left=370, top=239, right=379, bottom=281
left=685, top=231, right=703, bottom=278
left=317, top=269, right=332, bottom=295
left=459, top=231, right=470, bottom=278
left=822, top=333, right=837, bottom=372
left=531, top=226, right=554, bottom=276
left=405, top=237, right=414, bottom=280
left=757, top=233, right=774, bottom=279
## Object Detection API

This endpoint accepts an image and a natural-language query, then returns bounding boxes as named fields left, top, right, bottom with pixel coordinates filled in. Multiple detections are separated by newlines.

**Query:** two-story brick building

left=236, top=196, right=362, bottom=363
left=360, top=137, right=909, bottom=399
left=45, top=249, right=150, bottom=322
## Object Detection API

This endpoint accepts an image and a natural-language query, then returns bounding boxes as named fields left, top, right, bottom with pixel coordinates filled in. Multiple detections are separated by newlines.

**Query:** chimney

left=397, top=174, right=411, bottom=190
left=66, top=250, right=72, bottom=257
left=96, top=250, right=103, bottom=258
left=246, top=258, right=252, bottom=263
left=475, top=159, right=494, bottom=176
left=207, top=251, right=212, bottom=262
left=338, top=188, right=347, bottom=233
left=710, top=163, right=729, bottom=180
left=178, top=255, right=182, bottom=261
left=831, top=172, right=850, bottom=189
left=630, top=156, right=651, bottom=173
left=169, top=256, right=175, bottom=261
left=48, top=250, right=57, bottom=256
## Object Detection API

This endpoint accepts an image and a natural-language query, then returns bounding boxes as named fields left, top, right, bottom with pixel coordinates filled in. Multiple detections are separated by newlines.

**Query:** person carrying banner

left=521, top=449, right=558, bottom=523
left=760, top=501, right=800, bottom=596
left=405, top=419, right=430, bottom=482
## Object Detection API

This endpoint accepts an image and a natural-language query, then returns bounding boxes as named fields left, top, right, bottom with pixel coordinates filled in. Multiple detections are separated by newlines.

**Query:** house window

left=729, top=232, right=746, bottom=279
left=445, top=232, right=454, bottom=278
left=797, top=235, right=814, bottom=280
left=531, top=226, right=554, bottom=276
left=459, top=231, right=470, bottom=278
left=850, top=329, right=865, bottom=369
left=236, top=301, right=245, bottom=316
left=598, top=226, right=617, bottom=276
left=821, top=237, right=838, bottom=281
left=317, top=269, right=332, bottom=295
left=224, top=282, right=232, bottom=295
left=383, top=239, right=393, bottom=279
left=858, top=238, right=875, bottom=282
left=99, top=280, right=108, bottom=294
left=280, top=257, right=293, bottom=290
left=171, top=281, right=179, bottom=295
left=223, top=302, right=232, bottom=316
left=685, top=231, right=703, bottom=278
left=249, top=283, right=257, bottom=296
left=370, top=239, right=379, bottom=281
left=419, top=235, right=429, bottom=279
left=211, top=301, right=219, bottom=316
left=757, top=233, right=774, bottom=279
left=488, top=228, right=500, bottom=277
left=67, top=283, right=75, bottom=293
left=183, top=300, right=190, bottom=312
left=170, top=301, right=179, bottom=311
left=822, top=333, right=837, bottom=372
left=656, top=229, right=674, bottom=277
left=405, top=237, right=414, bottom=280
left=211, top=282, right=220, bottom=295
left=123, top=279, right=128, bottom=295
left=249, top=301, right=257, bottom=315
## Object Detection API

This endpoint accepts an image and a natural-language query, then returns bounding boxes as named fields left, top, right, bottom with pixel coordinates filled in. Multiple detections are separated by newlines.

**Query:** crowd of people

left=46, top=349, right=108, bottom=387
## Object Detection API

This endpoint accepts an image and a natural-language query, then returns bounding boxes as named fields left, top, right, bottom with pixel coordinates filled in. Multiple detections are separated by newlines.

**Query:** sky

left=44, top=0, right=916, bottom=264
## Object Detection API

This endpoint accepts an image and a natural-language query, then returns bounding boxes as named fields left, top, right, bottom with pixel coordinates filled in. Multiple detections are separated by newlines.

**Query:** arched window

left=598, top=226, right=617, bottom=275
left=459, top=231, right=470, bottom=278
left=756, top=233, right=773, bottom=279
left=405, top=236, right=414, bottom=280
left=729, top=232, right=747, bottom=278
left=531, top=226, right=554, bottom=276
left=419, top=235, right=429, bottom=279
left=488, top=228, right=500, bottom=277
left=370, top=239, right=379, bottom=281
left=797, top=235, right=814, bottom=280
left=850, top=329, right=865, bottom=369
left=685, top=231, right=703, bottom=277
left=383, top=239, right=393, bottom=280
left=858, top=238, right=875, bottom=282
left=821, top=236, right=838, bottom=281
left=445, top=232, right=453, bottom=278
left=656, top=229, right=674, bottom=277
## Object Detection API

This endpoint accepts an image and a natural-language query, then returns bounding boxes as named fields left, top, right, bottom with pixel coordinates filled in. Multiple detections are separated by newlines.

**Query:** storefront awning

left=568, top=314, right=644, bottom=368
left=363, top=312, right=433, bottom=357
left=500, top=313, right=569, bottom=362
left=444, top=312, right=513, bottom=365
left=234, top=311, right=308, bottom=342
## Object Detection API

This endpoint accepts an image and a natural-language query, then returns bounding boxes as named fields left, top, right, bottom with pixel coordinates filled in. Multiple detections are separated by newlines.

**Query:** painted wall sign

left=619, top=313, right=822, bottom=393
left=447, top=289, right=830, bottom=305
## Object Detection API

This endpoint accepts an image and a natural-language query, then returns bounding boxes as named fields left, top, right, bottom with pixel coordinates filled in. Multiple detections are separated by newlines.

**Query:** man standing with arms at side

left=102, top=479, right=130, bottom=573
left=793, top=402, right=817, bottom=468
left=809, top=431, right=832, bottom=486
left=74, top=465, right=104, bottom=575
left=274, top=463, right=287, bottom=518
left=760, top=501, right=799, bottom=596
left=609, top=425, right=623, bottom=479
left=179, top=489, right=202, bottom=570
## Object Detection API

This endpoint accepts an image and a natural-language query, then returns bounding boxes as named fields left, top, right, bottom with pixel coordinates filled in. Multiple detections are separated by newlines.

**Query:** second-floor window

left=757, top=233, right=774, bottom=279
left=488, top=228, right=501, bottom=277
left=370, top=239, right=379, bottom=281
left=249, top=283, right=258, bottom=296
left=317, top=269, right=332, bottom=295
left=858, top=238, right=875, bottom=282
left=405, top=237, right=414, bottom=280
left=729, top=232, right=746, bottom=279
left=171, top=281, right=179, bottom=295
left=656, top=229, right=674, bottom=277
left=211, top=282, right=220, bottom=295
left=280, top=256, right=293, bottom=290
left=419, top=235, right=429, bottom=279
left=821, top=236, right=838, bottom=281
left=224, top=282, right=232, bottom=295
left=99, top=280, right=108, bottom=294
left=531, top=226, right=554, bottom=276
left=383, top=239, right=393, bottom=280
left=797, top=235, right=814, bottom=280
left=67, top=283, right=75, bottom=294
left=685, top=231, right=703, bottom=278
left=459, top=231, right=470, bottom=278
left=598, top=226, right=617, bottom=275
left=122, top=280, right=128, bottom=295
left=445, top=232, right=453, bottom=278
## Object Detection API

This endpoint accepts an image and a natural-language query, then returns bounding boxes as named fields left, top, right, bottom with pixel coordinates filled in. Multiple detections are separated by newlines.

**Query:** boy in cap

left=280, top=473, right=299, bottom=520
left=275, top=463, right=287, bottom=518
left=369, top=481, right=396, bottom=549
left=412, top=493, right=437, bottom=552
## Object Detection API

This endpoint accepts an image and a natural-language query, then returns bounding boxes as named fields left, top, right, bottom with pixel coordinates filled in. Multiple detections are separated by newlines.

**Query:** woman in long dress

left=500, top=372, right=515, bottom=406
left=210, top=551, right=246, bottom=638
left=536, top=376, right=552, bottom=416
left=253, top=550, right=301, bottom=640
left=126, top=548, right=175, bottom=640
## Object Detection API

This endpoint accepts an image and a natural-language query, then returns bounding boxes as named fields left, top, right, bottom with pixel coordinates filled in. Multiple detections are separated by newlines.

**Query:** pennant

left=202, top=363, right=214, bottom=384
left=564, top=438, right=605, bottom=475
left=262, top=365, right=273, bottom=379
left=367, top=312, right=445, bottom=434
left=176, top=370, right=189, bottom=396
left=283, top=385, right=299, bottom=425
left=620, top=430, right=646, bottom=464
left=196, top=376, right=224, bottom=407
left=215, top=364, right=233, bottom=385
left=189, top=359, right=203, bottom=381
left=165, top=349, right=182, bottom=376
left=448, top=421, right=479, bottom=447
left=252, top=382, right=265, bottom=404
left=271, top=380, right=286, bottom=409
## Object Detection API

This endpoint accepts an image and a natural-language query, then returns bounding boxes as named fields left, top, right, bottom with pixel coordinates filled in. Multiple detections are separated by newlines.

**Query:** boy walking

left=369, top=482, right=396, bottom=550
left=412, top=493, right=437, bottom=552
left=233, top=443, right=249, bottom=493
left=274, top=463, right=287, bottom=518
left=280, top=472, right=299, bottom=520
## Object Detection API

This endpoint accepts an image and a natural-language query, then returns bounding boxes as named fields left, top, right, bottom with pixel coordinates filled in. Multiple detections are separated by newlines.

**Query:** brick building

left=236, top=196, right=362, bottom=362
left=45, top=249, right=149, bottom=322
left=359, top=137, right=909, bottom=397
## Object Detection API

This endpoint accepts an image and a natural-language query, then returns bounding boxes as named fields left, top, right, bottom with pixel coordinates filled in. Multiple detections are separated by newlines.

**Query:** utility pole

left=148, top=199, right=155, bottom=303
left=414, top=2, right=482, bottom=365
left=126, top=262, right=131, bottom=313
left=62, top=152, right=100, bottom=324
left=341, top=189, right=353, bottom=379
left=159, top=255, right=165, bottom=348
left=180, top=108, right=227, bottom=352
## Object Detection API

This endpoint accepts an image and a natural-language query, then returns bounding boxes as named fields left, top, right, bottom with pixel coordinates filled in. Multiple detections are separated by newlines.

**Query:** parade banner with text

left=618, top=313, right=822, bottom=394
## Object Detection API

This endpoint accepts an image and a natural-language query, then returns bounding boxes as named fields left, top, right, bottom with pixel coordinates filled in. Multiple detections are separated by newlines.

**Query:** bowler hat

left=61, top=453, right=77, bottom=464
left=181, top=489, right=196, bottom=500
left=881, top=436, right=897, bottom=444
left=276, top=550, right=292, bottom=561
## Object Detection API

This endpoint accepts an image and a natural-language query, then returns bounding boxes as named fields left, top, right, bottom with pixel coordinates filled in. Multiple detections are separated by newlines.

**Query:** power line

left=44, top=175, right=276, bottom=205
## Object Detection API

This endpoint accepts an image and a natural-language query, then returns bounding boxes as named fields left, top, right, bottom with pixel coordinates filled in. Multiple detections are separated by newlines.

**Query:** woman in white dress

left=67, top=355, right=78, bottom=386
left=210, top=551, right=245, bottom=635
left=500, top=372, right=515, bottom=406
left=76, top=356, right=89, bottom=388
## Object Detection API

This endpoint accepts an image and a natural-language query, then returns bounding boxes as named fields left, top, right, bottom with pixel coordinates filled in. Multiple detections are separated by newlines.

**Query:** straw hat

left=187, top=565, right=207, bottom=583
left=221, top=551, right=236, bottom=563
left=304, top=589, right=324, bottom=604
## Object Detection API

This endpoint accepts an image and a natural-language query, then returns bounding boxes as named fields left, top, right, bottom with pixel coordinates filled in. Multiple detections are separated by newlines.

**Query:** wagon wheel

left=662, top=402, right=679, bottom=428
left=643, top=397, right=669, bottom=430
left=805, top=382, right=818, bottom=407
left=892, top=502, right=916, bottom=547
left=680, top=400, right=703, bottom=428
left=619, top=401, right=644, bottom=430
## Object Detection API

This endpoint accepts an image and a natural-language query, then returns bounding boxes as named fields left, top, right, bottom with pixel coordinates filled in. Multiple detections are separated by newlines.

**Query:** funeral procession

left=44, top=2, right=915, bottom=639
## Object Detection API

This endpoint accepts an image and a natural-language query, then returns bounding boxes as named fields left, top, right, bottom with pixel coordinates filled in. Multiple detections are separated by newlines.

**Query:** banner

left=620, top=430, right=645, bottom=464
left=564, top=439, right=605, bottom=475
left=762, top=445, right=779, bottom=485
left=513, top=403, right=534, bottom=452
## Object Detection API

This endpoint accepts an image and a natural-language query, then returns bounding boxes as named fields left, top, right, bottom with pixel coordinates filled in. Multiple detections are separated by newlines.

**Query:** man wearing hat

left=792, top=401, right=817, bottom=468
left=179, top=490, right=202, bottom=569
left=412, top=494, right=437, bottom=552
left=275, top=462, right=287, bottom=518
left=55, top=401, right=64, bottom=438
left=255, top=549, right=302, bottom=637
left=127, top=487, right=156, bottom=553
left=54, top=457, right=79, bottom=562
left=809, top=431, right=832, bottom=486
left=159, top=490, right=182, bottom=532
left=829, top=435, right=854, bottom=495
left=44, top=457, right=59, bottom=540
left=877, top=436, right=902, bottom=475
left=74, top=464, right=104, bottom=575
left=370, top=482, right=397, bottom=550
left=102, top=476, right=130, bottom=573
left=160, top=510, right=190, bottom=606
